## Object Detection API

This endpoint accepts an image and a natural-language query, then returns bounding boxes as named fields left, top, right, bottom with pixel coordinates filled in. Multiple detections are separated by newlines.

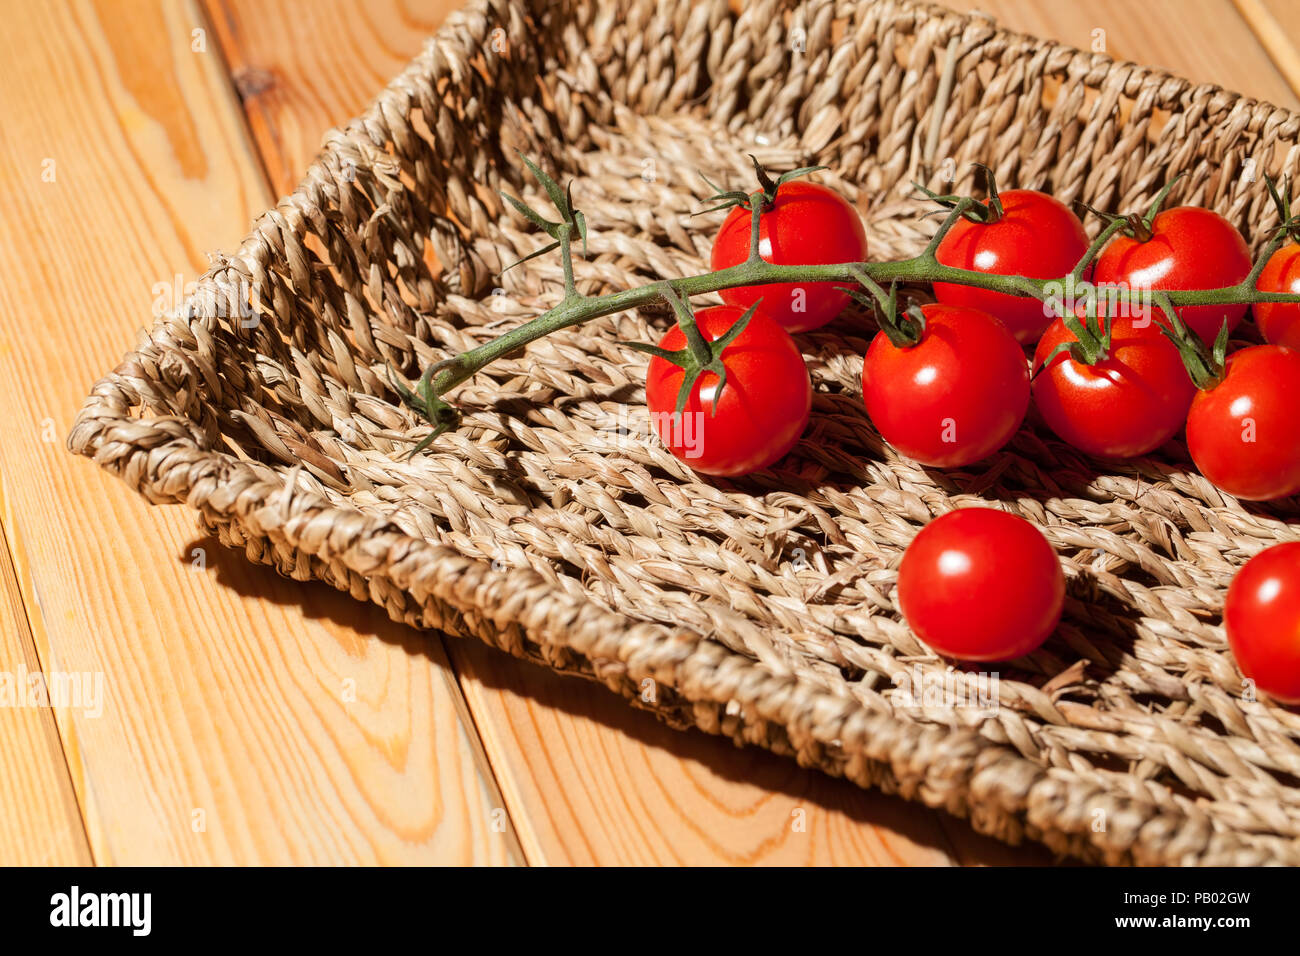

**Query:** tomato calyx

left=915, top=162, right=1004, bottom=224
left=499, top=153, right=589, bottom=281
left=623, top=286, right=760, bottom=415
left=839, top=271, right=926, bottom=347
left=1034, top=303, right=1112, bottom=373
left=1263, top=174, right=1300, bottom=245
left=698, top=155, right=829, bottom=217
left=1081, top=173, right=1187, bottom=243
left=1153, top=291, right=1229, bottom=390
left=388, top=364, right=463, bottom=459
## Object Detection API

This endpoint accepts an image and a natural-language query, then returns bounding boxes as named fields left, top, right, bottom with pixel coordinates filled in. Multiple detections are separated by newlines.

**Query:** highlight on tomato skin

left=644, top=305, right=812, bottom=478
left=1185, top=344, right=1300, bottom=501
left=711, top=180, right=869, bottom=333
left=897, top=508, right=1065, bottom=662
left=1092, top=206, right=1252, bottom=344
left=861, top=303, right=1030, bottom=468
left=1225, top=542, right=1300, bottom=705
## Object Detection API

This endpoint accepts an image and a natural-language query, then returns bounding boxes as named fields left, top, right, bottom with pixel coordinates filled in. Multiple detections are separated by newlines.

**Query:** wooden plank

left=455, top=639, right=1057, bottom=864
left=1240, top=0, right=1300, bottom=101
left=205, top=0, right=1039, bottom=865
left=0, top=507, right=93, bottom=865
left=948, top=0, right=1300, bottom=110
left=205, top=0, right=450, bottom=197
left=0, top=0, right=517, bottom=864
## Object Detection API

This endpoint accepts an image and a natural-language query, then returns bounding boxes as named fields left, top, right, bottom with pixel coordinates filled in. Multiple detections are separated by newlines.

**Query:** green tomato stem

left=423, top=254, right=1300, bottom=398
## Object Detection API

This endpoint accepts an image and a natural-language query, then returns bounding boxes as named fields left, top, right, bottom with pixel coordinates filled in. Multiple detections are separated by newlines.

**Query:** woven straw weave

left=70, top=0, right=1300, bottom=865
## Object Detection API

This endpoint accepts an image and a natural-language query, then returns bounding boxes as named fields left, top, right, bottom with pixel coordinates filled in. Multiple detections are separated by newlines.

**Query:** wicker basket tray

left=70, top=0, right=1300, bottom=865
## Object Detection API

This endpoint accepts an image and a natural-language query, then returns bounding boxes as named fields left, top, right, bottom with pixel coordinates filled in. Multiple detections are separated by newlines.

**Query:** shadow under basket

left=70, top=0, right=1300, bottom=865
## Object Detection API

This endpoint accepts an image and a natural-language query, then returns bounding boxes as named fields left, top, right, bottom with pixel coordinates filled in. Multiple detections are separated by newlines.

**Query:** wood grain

left=204, top=0, right=1060, bottom=866
left=0, top=0, right=517, bottom=864
left=206, top=0, right=449, bottom=197
left=0, top=504, right=93, bottom=865
left=948, top=0, right=1300, bottom=110
left=456, top=640, right=1060, bottom=865
left=1241, top=0, right=1300, bottom=101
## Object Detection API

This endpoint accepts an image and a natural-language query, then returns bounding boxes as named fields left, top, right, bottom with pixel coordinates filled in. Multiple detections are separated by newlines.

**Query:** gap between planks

left=0, top=0, right=521, bottom=864
left=0, top=480, right=94, bottom=866
left=192, top=0, right=530, bottom=864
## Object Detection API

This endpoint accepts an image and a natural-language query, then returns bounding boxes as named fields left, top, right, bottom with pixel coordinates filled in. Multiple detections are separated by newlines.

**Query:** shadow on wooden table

left=187, top=533, right=1060, bottom=865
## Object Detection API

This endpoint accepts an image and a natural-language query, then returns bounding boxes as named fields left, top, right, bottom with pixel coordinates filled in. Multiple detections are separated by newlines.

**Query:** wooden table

left=2, top=0, right=1297, bottom=866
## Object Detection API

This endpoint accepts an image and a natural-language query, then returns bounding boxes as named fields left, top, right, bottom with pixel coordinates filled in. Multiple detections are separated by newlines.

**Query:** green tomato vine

left=390, top=157, right=1300, bottom=457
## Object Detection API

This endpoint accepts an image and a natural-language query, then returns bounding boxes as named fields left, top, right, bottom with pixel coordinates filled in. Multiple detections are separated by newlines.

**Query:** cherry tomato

left=1031, top=311, right=1196, bottom=458
left=645, top=305, right=811, bottom=477
left=932, top=189, right=1089, bottom=344
left=1254, top=242, right=1300, bottom=351
left=711, top=180, right=869, bottom=333
left=897, top=509, right=1065, bottom=661
left=1186, top=345, right=1300, bottom=501
left=861, top=304, right=1029, bottom=467
left=1092, top=206, right=1251, bottom=343
left=1225, top=542, right=1300, bottom=705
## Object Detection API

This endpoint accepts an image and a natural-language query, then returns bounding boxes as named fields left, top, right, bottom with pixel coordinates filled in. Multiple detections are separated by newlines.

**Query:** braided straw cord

left=69, top=0, right=1300, bottom=865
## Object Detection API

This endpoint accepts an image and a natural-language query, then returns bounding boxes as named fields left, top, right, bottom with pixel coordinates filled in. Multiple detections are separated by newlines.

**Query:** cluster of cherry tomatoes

left=642, top=171, right=1300, bottom=703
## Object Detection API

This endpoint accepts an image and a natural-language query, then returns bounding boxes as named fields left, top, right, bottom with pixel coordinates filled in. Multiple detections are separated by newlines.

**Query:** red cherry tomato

left=645, top=305, right=811, bottom=477
left=1225, top=542, right=1300, bottom=704
left=932, top=189, right=1089, bottom=344
left=711, top=180, right=868, bottom=333
left=1186, top=345, right=1300, bottom=501
left=897, top=509, right=1065, bottom=662
left=1031, top=311, right=1196, bottom=458
left=861, top=304, right=1029, bottom=467
left=1254, top=242, right=1300, bottom=351
left=1092, top=206, right=1251, bottom=343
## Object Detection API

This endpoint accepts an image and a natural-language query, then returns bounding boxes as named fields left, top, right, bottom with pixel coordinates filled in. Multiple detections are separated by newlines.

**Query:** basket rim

left=66, top=0, right=1300, bottom=866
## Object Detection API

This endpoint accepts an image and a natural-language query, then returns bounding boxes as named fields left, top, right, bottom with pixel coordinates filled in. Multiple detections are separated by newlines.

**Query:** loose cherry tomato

left=645, top=305, right=811, bottom=477
left=1031, top=311, right=1195, bottom=458
left=861, top=303, right=1029, bottom=467
left=932, top=189, right=1089, bottom=344
left=1225, top=542, right=1300, bottom=705
left=897, top=508, right=1065, bottom=662
left=1092, top=206, right=1251, bottom=343
left=1186, top=345, right=1300, bottom=501
left=711, top=180, right=869, bottom=333
left=1254, top=242, right=1300, bottom=351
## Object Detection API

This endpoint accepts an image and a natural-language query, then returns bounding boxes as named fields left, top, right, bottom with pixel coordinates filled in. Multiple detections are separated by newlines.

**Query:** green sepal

left=1152, top=292, right=1225, bottom=391
left=627, top=298, right=760, bottom=417
left=500, top=154, right=592, bottom=281
left=1033, top=300, right=1111, bottom=376
left=1116, top=173, right=1188, bottom=241
left=501, top=191, right=559, bottom=232
left=519, top=153, right=571, bottom=220
left=694, top=158, right=828, bottom=216
left=1264, top=173, right=1300, bottom=245
left=387, top=366, right=462, bottom=458
left=501, top=239, right=561, bottom=274
left=839, top=276, right=923, bottom=347
left=1142, top=172, right=1187, bottom=227
left=914, top=162, right=1003, bottom=224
